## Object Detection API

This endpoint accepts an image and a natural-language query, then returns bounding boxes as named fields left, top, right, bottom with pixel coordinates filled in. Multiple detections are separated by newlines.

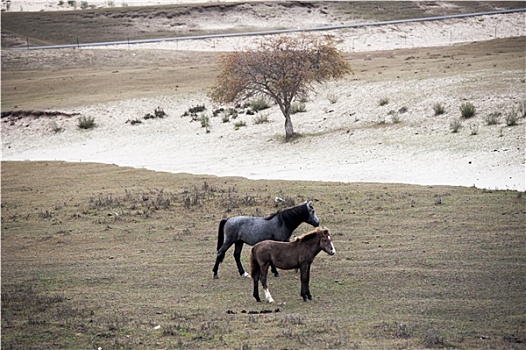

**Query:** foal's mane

left=296, top=228, right=325, bottom=242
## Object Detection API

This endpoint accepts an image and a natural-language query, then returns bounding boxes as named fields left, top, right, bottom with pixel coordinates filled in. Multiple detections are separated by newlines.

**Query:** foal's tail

left=217, top=219, right=227, bottom=251
left=249, top=246, right=259, bottom=279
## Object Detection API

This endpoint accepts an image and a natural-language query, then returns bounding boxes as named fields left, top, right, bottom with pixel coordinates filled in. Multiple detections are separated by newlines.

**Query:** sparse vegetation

left=378, top=97, right=390, bottom=106
left=290, top=102, right=306, bottom=114
left=144, top=107, right=167, bottom=120
left=449, top=117, right=462, bottom=133
left=234, top=120, right=246, bottom=130
left=253, top=113, right=270, bottom=125
left=433, top=102, right=445, bottom=116
left=484, top=111, right=501, bottom=125
left=390, top=111, right=401, bottom=124
left=250, top=98, right=271, bottom=112
left=518, top=99, right=526, bottom=118
left=469, top=122, right=479, bottom=135
left=460, top=102, right=476, bottom=119
left=327, top=92, right=338, bottom=104
left=77, top=115, right=96, bottom=129
left=505, top=106, right=519, bottom=126
left=50, top=121, right=64, bottom=133
left=200, top=113, right=211, bottom=133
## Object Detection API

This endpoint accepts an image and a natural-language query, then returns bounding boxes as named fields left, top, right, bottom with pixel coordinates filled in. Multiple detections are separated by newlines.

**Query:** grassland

left=2, top=2, right=526, bottom=349
left=2, top=161, right=525, bottom=349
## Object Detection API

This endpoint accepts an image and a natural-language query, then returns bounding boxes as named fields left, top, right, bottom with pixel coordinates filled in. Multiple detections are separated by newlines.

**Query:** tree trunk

left=284, top=113, right=294, bottom=141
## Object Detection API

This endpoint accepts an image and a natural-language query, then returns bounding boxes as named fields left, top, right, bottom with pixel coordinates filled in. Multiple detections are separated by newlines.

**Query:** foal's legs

left=259, top=263, right=275, bottom=303
left=299, top=263, right=313, bottom=301
left=252, top=263, right=261, bottom=302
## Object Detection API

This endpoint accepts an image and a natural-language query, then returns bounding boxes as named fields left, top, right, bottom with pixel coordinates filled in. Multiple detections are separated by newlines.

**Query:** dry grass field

left=1, top=1, right=526, bottom=349
left=2, top=161, right=525, bottom=349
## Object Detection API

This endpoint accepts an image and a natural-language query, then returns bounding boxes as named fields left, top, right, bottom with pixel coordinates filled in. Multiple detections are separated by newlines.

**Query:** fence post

left=77, top=37, right=80, bottom=49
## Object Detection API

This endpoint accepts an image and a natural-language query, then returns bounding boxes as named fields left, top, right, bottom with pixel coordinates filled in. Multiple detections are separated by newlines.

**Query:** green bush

left=250, top=99, right=270, bottom=112
left=77, top=116, right=96, bottom=130
left=234, top=120, right=246, bottom=130
left=378, top=97, right=389, bottom=106
left=460, top=102, right=476, bottom=119
left=505, top=107, right=519, bottom=126
left=433, top=103, right=445, bottom=116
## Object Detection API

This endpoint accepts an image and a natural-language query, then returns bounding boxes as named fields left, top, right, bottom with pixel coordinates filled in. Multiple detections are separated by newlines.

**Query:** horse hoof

left=213, top=274, right=219, bottom=279
left=242, top=272, right=251, bottom=278
left=273, top=272, right=280, bottom=278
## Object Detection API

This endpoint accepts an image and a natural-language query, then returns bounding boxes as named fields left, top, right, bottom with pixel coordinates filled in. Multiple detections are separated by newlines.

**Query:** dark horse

left=212, top=201, right=320, bottom=279
left=250, top=227, right=336, bottom=303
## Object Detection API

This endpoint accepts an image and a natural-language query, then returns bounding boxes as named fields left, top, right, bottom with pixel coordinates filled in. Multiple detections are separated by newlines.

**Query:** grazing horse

left=212, top=201, right=320, bottom=279
left=250, top=227, right=336, bottom=303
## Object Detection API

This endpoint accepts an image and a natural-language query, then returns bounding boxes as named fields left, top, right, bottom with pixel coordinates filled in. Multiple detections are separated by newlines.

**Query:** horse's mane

left=263, top=202, right=305, bottom=221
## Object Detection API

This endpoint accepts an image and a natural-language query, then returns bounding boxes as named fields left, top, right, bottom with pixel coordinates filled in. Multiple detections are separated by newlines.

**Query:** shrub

left=50, top=121, right=64, bottom=133
left=80, top=1, right=88, bottom=9
left=469, top=123, right=479, bottom=135
left=433, top=103, right=445, bottom=116
left=378, top=97, right=389, bottom=106
left=518, top=99, right=526, bottom=118
left=391, top=112, right=401, bottom=124
left=144, top=107, right=166, bottom=120
left=484, top=112, right=500, bottom=125
left=449, top=117, right=462, bottom=133
left=290, top=102, right=306, bottom=114
left=77, top=116, right=96, bottom=129
left=460, top=102, right=476, bottom=119
left=234, top=120, right=246, bottom=130
left=126, top=118, right=142, bottom=125
left=505, top=107, right=519, bottom=126
left=199, top=113, right=211, bottom=132
left=250, top=99, right=270, bottom=112
left=327, top=93, right=338, bottom=104
left=254, top=113, right=270, bottom=124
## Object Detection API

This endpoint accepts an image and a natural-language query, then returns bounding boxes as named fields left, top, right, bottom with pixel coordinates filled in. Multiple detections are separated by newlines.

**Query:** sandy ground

left=1, top=8, right=525, bottom=190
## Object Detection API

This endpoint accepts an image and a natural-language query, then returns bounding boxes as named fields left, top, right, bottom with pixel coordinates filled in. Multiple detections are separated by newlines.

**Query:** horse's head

left=318, top=227, right=336, bottom=256
left=305, top=201, right=320, bottom=227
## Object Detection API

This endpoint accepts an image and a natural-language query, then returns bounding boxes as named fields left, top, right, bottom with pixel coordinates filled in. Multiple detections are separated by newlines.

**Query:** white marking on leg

left=243, top=272, right=251, bottom=278
left=264, top=288, right=275, bottom=303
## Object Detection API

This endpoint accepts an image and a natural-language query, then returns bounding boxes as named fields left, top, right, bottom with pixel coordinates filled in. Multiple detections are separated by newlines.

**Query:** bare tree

left=208, top=35, right=351, bottom=140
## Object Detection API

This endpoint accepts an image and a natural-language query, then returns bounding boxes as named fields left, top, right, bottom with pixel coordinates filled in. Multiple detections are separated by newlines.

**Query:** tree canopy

left=208, top=35, right=351, bottom=140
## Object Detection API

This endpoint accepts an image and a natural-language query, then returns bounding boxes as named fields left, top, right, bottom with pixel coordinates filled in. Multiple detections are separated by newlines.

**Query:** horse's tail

left=249, top=246, right=259, bottom=279
left=217, top=219, right=227, bottom=251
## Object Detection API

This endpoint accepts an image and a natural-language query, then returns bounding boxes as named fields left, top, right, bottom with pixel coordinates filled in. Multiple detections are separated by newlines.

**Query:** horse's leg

left=305, top=263, right=313, bottom=300
left=233, top=241, right=249, bottom=277
left=212, top=240, right=235, bottom=279
left=252, top=262, right=261, bottom=302
left=260, top=263, right=274, bottom=303
left=270, top=263, right=280, bottom=277
left=299, top=263, right=310, bottom=301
